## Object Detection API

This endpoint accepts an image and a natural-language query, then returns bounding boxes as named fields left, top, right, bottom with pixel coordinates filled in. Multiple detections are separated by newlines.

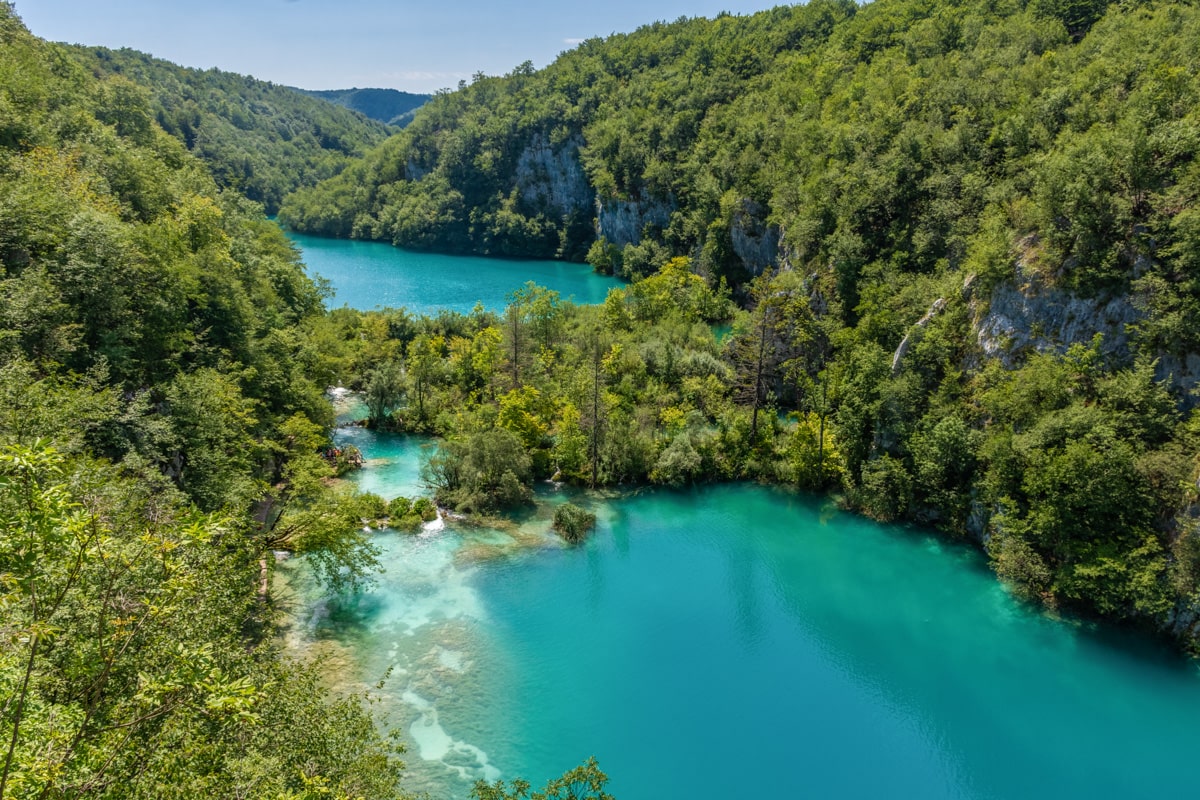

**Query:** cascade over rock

left=892, top=297, right=947, bottom=376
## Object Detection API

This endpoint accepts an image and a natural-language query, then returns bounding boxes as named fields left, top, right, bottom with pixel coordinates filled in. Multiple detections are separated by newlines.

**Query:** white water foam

left=421, top=509, right=446, bottom=533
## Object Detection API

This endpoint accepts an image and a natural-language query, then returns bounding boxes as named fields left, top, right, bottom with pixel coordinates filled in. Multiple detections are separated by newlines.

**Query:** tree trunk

left=258, top=557, right=270, bottom=605
left=508, top=307, right=522, bottom=389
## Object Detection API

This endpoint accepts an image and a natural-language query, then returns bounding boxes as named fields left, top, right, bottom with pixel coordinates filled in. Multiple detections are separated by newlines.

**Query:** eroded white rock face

left=730, top=198, right=780, bottom=276
left=595, top=194, right=674, bottom=248
left=972, top=256, right=1200, bottom=404
left=975, top=272, right=1140, bottom=368
left=514, top=132, right=593, bottom=217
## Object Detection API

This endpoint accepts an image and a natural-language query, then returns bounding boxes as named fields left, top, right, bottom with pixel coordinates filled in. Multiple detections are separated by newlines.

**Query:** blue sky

left=17, top=0, right=787, bottom=94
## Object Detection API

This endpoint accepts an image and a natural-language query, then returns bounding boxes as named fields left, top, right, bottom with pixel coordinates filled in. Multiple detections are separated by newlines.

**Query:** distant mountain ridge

left=297, top=87, right=431, bottom=127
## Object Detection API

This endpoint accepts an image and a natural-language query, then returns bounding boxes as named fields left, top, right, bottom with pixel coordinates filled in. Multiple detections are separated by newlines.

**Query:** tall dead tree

left=731, top=269, right=782, bottom=443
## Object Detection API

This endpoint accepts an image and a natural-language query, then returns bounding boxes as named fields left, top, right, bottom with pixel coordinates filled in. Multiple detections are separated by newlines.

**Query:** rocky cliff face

left=972, top=255, right=1200, bottom=403
left=405, top=157, right=429, bottom=181
left=729, top=199, right=780, bottom=276
left=974, top=264, right=1141, bottom=369
left=514, top=133, right=593, bottom=218
left=1154, top=352, right=1200, bottom=399
left=511, top=136, right=786, bottom=274
left=595, top=194, right=674, bottom=248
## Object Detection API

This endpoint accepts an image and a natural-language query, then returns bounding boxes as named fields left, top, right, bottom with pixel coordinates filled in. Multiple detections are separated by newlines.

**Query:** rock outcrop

left=974, top=260, right=1140, bottom=368
left=514, top=133, right=593, bottom=218
left=973, top=253, right=1200, bottom=404
left=596, top=194, right=674, bottom=248
left=730, top=199, right=780, bottom=276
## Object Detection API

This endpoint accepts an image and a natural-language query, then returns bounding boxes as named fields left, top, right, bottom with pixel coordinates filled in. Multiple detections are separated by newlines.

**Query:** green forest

left=279, top=0, right=1200, bottom=295
left=70, top=46, right=394, bottom=213
left=7, top=0, right=1200, bottom=795
left=0, top=7, right=414, bottom=797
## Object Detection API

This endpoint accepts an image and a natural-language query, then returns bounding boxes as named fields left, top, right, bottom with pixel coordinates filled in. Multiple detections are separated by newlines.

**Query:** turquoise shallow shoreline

left=286, top=241, right=1200, bottom=800
left=281, top=415, right=1200, bottom=800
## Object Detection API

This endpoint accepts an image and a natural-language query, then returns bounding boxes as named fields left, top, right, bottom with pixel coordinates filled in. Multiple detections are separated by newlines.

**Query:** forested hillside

left=298, top=87, right=431, bottom=127
left=68, top=46, right=393, bottom=212
left=286, top=0, right=1200, bottom=649
left=0, top=6, right=410, bottom=796
left=282, top=0, right=1200, bottom=302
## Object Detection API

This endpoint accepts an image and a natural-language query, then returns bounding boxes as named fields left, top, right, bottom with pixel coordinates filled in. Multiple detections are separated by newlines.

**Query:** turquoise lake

left=287, top=232, right=622, bottom=313
left=281, top=417, right=1200, bottom=800
left=289, top=245, right=1200, bottom=798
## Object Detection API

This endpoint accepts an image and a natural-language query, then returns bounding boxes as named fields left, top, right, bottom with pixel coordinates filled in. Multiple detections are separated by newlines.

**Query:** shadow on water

left=317, top=592, right=390, bottom=634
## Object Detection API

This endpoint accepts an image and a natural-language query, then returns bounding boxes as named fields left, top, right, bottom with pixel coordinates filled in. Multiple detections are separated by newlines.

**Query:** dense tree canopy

left=0, top=6, right=409, bottom=796
left=69, top=46, right=394, bottom=213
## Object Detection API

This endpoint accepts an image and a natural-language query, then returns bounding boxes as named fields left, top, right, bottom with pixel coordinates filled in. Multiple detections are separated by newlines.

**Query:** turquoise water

left=284, top=423, right=1200, bottom=800
left=336, top=426, right=432, bottom=499
left=288, top=232, right=622, bottom=313
left=329, top=388, right=432, bottom=499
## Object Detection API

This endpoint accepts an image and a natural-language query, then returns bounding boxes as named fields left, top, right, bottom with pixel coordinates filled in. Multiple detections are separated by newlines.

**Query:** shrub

left=413, top=496, right=439, bottom=522
left=388, top=496, right=413, bottom=518
left=553, top=503, right=596, bottom=544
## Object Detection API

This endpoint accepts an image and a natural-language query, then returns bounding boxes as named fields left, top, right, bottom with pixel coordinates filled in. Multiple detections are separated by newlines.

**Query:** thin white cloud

left=563, top=38, right=585, bottom=45
left=365, top=70, right=470, bottom=83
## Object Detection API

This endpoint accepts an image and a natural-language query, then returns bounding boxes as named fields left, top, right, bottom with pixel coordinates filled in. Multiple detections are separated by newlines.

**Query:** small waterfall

left=422, top=507, right=446, bottom=533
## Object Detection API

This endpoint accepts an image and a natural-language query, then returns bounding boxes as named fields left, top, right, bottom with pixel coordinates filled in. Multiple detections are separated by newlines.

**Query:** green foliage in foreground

left=0, top=442, right=407, bottom=800
left=0, top=7, right=407, bottom=795
left=472, top=757, right=613, bottom=800
left=553, top=503, right=597, bottom=544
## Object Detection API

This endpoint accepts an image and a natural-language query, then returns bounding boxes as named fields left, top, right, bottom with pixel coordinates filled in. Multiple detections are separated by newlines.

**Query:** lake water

left=288, top=232, right=622, bottom=313
left=281, top=421, right=1200, bottom=800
